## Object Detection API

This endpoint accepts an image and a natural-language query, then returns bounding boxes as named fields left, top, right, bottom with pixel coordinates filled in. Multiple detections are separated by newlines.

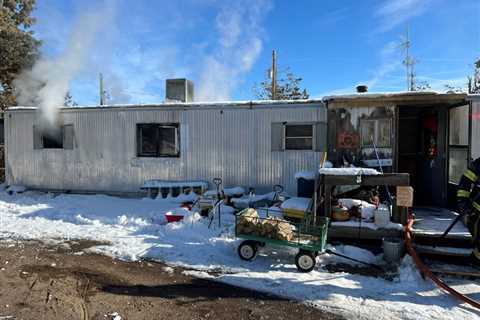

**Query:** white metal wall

left=472, top=99, right=480, bottom=159
left=5, top=103, right=326, bottom=194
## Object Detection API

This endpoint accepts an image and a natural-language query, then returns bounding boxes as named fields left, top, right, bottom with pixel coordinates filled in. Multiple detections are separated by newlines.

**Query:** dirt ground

left=0, top=240, right=343, bottom=320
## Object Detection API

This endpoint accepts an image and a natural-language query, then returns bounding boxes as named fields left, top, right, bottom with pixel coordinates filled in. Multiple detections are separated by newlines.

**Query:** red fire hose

left=405, top=213, right=480, bottom=309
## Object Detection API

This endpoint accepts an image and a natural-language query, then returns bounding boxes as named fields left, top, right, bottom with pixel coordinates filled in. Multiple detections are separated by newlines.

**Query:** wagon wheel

left=295, top=250, right=316, bottom=272
left=238, top=241, right=259, bottom=261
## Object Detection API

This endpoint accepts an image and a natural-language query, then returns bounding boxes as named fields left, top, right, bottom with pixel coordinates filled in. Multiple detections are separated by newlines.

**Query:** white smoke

left=196, top=0, right=272, bottom=101
left=14, top=5, right=115, bottom=126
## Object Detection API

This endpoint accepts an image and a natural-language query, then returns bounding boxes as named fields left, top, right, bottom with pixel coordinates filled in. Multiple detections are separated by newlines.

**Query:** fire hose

left=405, top=213, right=480, bottom=309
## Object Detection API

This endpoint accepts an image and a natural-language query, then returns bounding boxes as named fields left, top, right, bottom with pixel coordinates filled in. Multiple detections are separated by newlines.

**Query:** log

left=237, top=209, right=294, bottom=241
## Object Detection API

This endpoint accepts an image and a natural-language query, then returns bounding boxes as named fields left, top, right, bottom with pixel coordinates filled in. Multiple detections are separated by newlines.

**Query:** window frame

left=360, top=118, right=392, bottom=148
left=136, top=123, right=180, bottom=158
left=33, top=124, right=75, bottom=150
left=283, top=123, right=315, bottom=151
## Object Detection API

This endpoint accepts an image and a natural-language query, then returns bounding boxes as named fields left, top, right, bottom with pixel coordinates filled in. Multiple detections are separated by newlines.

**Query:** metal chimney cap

left=356, top=85, right=368, bottom=93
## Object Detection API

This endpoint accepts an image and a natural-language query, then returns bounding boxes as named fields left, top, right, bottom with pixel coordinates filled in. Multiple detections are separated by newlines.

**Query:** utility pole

left=99, top=73, right=105, bottom=105
left=271, top=50, right=277, bottom=100
left=402, top=26, right=416, bottom=91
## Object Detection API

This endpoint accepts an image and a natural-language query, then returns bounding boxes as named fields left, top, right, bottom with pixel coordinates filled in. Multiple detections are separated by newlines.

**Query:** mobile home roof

left=7, top=99, right=325, bottom=113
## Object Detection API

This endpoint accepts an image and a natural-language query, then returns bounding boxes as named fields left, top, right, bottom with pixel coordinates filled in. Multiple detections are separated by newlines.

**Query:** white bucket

left=374, top=206, right=390, bottom=228
left=383, top=237, right=405, bottom=264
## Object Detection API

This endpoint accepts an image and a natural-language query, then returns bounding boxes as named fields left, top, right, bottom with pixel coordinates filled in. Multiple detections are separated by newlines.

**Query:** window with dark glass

left=284, top=124, right=313, bottom=150
left=42, top=128, right=63, bottom=149
left=137, top=123, right=180, bottom=157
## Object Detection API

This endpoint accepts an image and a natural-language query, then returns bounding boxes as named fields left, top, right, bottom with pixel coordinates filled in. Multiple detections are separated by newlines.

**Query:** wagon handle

left=273, top=184, right=283, bottom=193
left=213, top=178, right=222, bottom=187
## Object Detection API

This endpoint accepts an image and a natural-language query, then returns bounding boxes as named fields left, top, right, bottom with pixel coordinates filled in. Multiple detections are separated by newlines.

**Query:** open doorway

left=397, top=106, right=447, bottom=207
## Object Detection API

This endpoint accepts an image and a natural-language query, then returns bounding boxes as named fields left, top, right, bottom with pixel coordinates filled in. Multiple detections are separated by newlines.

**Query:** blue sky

left=31, top=0, right=480, bottom=105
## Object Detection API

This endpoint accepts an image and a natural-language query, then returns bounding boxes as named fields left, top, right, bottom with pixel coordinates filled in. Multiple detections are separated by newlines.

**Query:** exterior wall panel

left=6, top=103, right=326, bottom=195
left=472, top=99, right=480, bottom=159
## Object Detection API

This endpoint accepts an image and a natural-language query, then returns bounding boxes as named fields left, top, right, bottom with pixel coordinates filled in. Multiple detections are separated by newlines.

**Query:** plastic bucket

left=374, top=207, right=390, bottom=228
left=383, top=237, right=404, bottom=264
left=166, top=214, right=184, bottom=223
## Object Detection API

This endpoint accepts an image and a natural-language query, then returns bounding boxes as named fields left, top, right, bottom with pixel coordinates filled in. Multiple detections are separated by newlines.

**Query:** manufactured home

left=5, top=99, right=327, bottom=195
left=4, top=79, right=478, bottom=207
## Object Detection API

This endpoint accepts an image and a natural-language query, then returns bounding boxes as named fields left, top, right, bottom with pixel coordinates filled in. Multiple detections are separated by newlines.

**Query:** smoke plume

left=196, top=0, right=272, bottom=101
left=13, top=5, right=115, bottom=126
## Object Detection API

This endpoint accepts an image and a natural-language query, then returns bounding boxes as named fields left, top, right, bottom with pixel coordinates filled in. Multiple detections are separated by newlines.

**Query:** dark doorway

left=398, top=106, right=447, bottom=207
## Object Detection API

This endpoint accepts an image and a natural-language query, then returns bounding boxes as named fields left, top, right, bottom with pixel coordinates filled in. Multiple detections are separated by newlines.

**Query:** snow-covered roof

left=323, top=91, right=467, bottom=103
left=7, top=91, right=471, bottom=113
left=467, top=94, right=480, bottom=101
left=7, top=99, right=325, bottom=112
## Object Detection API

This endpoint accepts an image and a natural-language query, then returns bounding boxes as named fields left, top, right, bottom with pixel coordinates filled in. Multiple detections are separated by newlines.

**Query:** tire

left=238, top=241, right=258, bottom=261
left=295, top=250, right=316, bottom=272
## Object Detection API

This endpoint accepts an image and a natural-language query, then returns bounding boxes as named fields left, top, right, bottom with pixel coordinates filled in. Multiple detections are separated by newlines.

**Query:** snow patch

left=0, top=192, right=478, bottom=320
left=319, top=168, right=380, bottom=176
left=338, top=198, right=378, bottom=220
left=294, top=170, right=317, bottom=180
left=6, top=185, right=26, bottom=194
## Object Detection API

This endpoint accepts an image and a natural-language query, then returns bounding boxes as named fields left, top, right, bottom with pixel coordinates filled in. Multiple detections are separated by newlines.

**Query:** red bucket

left=166, top=214, right=184, bottom=223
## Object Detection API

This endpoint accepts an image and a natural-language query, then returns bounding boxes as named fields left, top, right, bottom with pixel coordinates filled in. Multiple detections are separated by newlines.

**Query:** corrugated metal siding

left=472, top=100, right=480, bottom=159
left=6, top=103, right=326, bottom=195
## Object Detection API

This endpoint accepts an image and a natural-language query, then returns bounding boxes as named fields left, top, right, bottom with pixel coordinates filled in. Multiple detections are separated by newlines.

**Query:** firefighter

left=457, top=158, right=480, bottom=264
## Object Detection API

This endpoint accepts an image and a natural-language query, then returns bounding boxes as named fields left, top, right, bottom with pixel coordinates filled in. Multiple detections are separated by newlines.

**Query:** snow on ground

left=0, top=191, right=479, bottom=319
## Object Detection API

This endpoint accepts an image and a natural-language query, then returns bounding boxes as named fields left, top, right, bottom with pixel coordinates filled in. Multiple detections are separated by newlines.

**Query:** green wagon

left=235, top=208, right=329, bottom=272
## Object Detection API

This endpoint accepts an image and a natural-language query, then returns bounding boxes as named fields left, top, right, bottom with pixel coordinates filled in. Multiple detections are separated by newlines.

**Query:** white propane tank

left=374, top=205, right=390, bottom=228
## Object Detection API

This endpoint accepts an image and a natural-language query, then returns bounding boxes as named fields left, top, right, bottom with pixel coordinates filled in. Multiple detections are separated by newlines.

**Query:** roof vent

left=356, top=85, right=368, bottom=93
left=166, top=79, right=194, bottom=103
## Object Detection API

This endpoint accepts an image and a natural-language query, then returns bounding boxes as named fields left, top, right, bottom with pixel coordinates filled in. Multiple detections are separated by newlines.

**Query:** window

left=43, top=128, right=63, bottom=149
left=284, top=124, right=313, bottom=150
left=448, top=106, right=470, bottom=183
left=271, top=122, right=326, bottom=152
left=360, top=119, right=391, bottom=148
left=33, top=125, right=74, bottom=150
left=137, top=123, right=180, bottom=157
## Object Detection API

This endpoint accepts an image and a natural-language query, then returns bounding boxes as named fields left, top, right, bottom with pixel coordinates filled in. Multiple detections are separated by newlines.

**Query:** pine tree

left=0, top=0, right=40, bottom=109
left=254, top=68, right=310, bottom=100
left=64, top=91, right=78, bottom=107
left=414, top=80, right=431, bottom=91
left=468, top=59, right=480, bottom=94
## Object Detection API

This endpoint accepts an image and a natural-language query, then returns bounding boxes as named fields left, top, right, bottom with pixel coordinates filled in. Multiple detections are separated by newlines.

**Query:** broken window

left=33, top=125, right=75, bottom=150
left=360, top=119, right=391, bottom=148
left=285, top=124, right=313, bottom=150
left=42, top=128, right=63, bottom=148
left=137, top=123, right=180, bottom=157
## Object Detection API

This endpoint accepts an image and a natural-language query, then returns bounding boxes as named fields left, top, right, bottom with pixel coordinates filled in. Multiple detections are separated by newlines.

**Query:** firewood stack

left=237, top=209, right=294, bottom=241
left=237, top=208, right=261, bottom=235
